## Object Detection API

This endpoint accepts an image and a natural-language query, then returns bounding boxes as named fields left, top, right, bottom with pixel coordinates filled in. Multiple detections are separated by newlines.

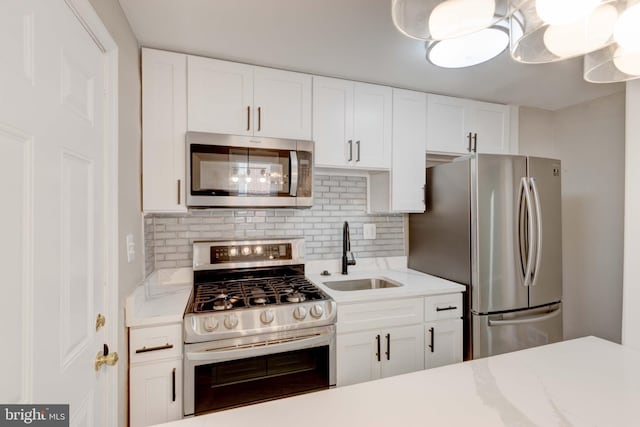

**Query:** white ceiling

left=118, top=0, right=625, bottom=111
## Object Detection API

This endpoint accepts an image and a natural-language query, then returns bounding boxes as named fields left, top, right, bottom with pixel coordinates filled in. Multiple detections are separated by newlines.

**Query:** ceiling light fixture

left=426, top=19, right=513, bottom=68
left=392, top=0, right=640, bottom=83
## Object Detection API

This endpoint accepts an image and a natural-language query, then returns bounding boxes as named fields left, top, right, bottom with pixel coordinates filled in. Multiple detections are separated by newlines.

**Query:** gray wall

left=519, top=92, right=626, bottom=343
left=87, top=1, right=143, bottom=425
left=145, top=174, right=405, bottom=275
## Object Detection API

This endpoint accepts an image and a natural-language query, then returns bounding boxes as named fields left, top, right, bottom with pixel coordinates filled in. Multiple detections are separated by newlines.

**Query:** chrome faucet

left=342, top=221, right=356, bottom=275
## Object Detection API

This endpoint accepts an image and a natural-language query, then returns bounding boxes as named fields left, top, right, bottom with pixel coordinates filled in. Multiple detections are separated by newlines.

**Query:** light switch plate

left=126, top=234, right=135, bottom=263
left=363, top=223, right=376, bottom=240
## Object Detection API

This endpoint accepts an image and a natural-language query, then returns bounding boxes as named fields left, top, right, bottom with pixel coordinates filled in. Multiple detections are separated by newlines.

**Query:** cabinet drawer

left=425, top=294, right=463, bottom=321
left=130, top=323, right=182, bottom=364
left=338, top=298, right=423, bottom=334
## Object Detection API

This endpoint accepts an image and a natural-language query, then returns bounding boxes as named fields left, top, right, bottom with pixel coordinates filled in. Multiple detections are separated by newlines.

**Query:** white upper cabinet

left=253, top=67, right=312, bottom=139
left=313, top=76, right=391, bottom=169
left=142, top=48, right=188, bottom=213
left=391, top=89, right=427, bottom=212
left=427, top=94, right=513, bottom=155
left=187, top=56, right=253, bottom=136
left=188, top=56, right=312, bottom=140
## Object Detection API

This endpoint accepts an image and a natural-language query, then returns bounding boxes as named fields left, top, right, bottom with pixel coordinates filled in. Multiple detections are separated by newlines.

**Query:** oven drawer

left=130, top=323, right=182, bottom=364
left=425, top=293, right=463, bottom=321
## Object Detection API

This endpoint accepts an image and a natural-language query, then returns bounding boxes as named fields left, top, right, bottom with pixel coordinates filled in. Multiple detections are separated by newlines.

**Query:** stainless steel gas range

left=183, top=239, right=336, bottom=416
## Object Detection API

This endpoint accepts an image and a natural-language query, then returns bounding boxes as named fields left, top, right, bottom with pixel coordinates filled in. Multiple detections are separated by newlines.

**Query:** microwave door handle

left=289, top=151, right=299, bottom=197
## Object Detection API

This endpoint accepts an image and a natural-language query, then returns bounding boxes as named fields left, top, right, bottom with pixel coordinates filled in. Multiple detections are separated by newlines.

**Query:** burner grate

left=191, top=275, right=325, bottom=313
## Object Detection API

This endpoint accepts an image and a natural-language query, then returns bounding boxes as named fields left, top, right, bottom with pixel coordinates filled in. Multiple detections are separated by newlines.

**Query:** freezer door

left=527, top=157, right=563, bottom=307
left=472, top=303, right=562, bottom=359
left=472, top=155, right=528, bottom=313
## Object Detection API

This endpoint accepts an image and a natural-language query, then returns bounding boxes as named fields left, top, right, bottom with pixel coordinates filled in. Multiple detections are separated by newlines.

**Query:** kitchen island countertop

left=155, top=336, right=640, bottom=427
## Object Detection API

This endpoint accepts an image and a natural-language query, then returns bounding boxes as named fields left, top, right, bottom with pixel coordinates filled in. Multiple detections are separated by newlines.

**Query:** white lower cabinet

left=425, top=319, right=463, bottom=369
left=130, top=359, right=182, bottom=427
left=337, top=324, right=424, bottom=387
left=129, top=323, right=183, bottom=427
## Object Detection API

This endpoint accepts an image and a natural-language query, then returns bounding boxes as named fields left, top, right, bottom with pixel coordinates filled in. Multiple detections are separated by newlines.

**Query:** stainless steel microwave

left=186, top=132, right=313, bottom=208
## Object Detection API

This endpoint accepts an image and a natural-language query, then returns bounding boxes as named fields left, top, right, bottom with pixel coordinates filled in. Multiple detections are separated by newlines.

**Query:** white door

left=141, top=48, right=188, bottom=213
left=130, top=359, right=182, bottom=427
left=425, top=319, right=464, bottom=369
left=426, top=94, right=470, bottom=154
left=380, top=325, right=425, bottom=378
left=0, top=1, right=116, bottom=424
left=336, top=331, right=380, bottom=386
left=391, top=88, right=427, bottom=212
left=312, top=76, right=354, bottom=167
left=187, top=56, right=253, bottom=135
left=353, top=82, right=392, bottom=169
left=253, top=67, right=311, bottom=140
left=472, top=101, right=511, bottom=154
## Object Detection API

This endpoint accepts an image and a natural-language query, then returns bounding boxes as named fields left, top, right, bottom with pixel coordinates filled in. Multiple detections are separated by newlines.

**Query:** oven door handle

left=186, top=333, right=331, bottom=363
left=289, top=151, right=299, bottom=197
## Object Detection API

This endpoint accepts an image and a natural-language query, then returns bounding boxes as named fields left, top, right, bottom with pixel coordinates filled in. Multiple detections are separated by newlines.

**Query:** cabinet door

left=187, top=56, right=253, bottom=135
left=312, top=76, right=354, bottom=167
left=130, top=359, right=182, bottom=427
left=142, top=48, right=187, bottom=213
left=425, top=319, right=463, bottom=369
left=391, top=89, right=427, bottom=212
left=380, top=324, right=425, bottom=379
left=253, top=67, right=311, bottom=140
left=472, top=101, right=511, bottom=154
left=353, top=82, right=392, bottom=169
left=426, top=94, right=470, bottom=154
left=336, top=330, right=380, bottom=387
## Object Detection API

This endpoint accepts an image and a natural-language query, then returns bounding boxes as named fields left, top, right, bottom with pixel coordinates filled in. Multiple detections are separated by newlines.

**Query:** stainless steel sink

left=323, top=277, right=403, bottom=291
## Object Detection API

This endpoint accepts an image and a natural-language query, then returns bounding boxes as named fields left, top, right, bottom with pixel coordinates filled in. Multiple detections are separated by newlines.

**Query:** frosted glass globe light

left=543, top=4, right=617, bottom=58
left=429, top=0, right=496, bottom=40
left=536, top=0, right=600, bottom=25
left=427, top=27, right=509, bottom=68
left=614, top=47, right=640, bottom=75
left=614, top=4, right=640, bottom=52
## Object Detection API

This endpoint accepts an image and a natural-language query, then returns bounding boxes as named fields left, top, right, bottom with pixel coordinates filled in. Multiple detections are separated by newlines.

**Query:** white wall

left=87, top=1, right=143, bottom=425
left=623, top=80, right=640, bottom=350
left=519, top=93, right=626, bottom=343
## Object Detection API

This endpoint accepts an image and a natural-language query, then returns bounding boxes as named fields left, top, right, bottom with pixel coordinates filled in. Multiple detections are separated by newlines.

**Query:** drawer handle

left=436, top=306, right=458, bottom=312
left=428, top=327, right=435, bottom=353
left=376, top=334, right=381, bottom=362
left=135, top=343, right=173, bottom=354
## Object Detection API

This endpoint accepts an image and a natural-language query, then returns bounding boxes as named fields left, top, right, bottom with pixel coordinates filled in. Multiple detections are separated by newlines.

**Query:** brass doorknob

left=95, top=350, right=119, bottom=371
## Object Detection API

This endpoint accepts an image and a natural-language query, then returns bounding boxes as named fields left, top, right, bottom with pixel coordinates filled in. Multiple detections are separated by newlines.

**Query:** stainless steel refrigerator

left=409, top=154, right=563, bottom=360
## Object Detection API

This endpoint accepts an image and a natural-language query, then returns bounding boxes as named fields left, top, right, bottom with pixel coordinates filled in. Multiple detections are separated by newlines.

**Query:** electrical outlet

left=126, top=234, right=135, bottom=263
left=363, top=223, right=376, bottom=240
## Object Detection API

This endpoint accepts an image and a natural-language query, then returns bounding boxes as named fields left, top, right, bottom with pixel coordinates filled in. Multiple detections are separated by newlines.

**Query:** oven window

left=194, top=346, right=329, bottom=414
left=191, top=144, right=292, bottom=196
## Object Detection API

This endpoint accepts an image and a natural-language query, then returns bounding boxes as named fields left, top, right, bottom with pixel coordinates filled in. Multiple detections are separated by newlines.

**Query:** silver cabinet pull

left=246, top=106, right=251, bottom=131
left=356, top=140, right=360, bottom=162
left=347, top=140, right=353, bottom=161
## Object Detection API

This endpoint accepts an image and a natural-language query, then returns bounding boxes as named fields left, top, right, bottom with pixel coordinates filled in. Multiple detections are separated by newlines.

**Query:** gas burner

left=287, top=291, right=306, bottom=303
left=214, top=292, right=228, bottom=299
left=213, top=299, right=233, bottom=311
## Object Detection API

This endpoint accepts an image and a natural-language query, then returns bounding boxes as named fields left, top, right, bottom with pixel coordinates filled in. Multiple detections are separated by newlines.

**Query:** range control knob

left=260, top=309, right=275, bottom=324
left=203, top=316, right=219, bottom=332
left=224, top=314, right=239, bottom=329
left=310, top=304, right=324, bottom=319
left=293, top=306, right=307, bottom=321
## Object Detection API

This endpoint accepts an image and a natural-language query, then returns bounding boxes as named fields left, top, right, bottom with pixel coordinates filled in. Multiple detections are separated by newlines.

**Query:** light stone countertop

left=125, top=268, right=193, bottom=328
left=306, top=256, right=465, bottom=304
left=154, top=336, right=640, bottom=427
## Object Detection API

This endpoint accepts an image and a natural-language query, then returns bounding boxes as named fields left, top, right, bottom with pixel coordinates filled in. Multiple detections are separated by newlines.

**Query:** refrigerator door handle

left=520, top=177, right=535, bottom=287
left=488, top=306, right=561, bottom=327
left=529, top=177, right=543, bottom=287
